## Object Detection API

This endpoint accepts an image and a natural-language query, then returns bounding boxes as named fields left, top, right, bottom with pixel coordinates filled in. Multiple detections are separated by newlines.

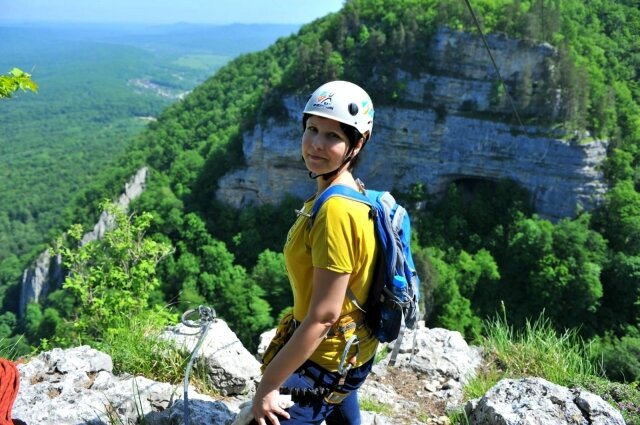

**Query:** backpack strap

left=310, top=185, right=371, bottom=218
left=310, top=185, right=373, bottom=314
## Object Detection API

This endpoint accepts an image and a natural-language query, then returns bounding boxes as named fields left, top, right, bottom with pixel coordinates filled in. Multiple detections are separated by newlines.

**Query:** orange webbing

left=0, top=358, right=19, bottom=425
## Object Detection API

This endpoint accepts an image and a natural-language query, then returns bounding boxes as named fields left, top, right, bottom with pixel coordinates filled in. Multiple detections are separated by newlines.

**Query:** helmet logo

left=362, top=100, right=374, bottom=118
left=312, top=90, right=334, bottom=110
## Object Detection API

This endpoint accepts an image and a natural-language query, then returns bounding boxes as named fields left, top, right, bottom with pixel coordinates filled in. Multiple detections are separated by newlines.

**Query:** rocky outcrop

left=216, top=28, right=607, bottom=221
left=160, top=320, right=262, bottom=396
left=80, top=166, right=148, bottom=246
left=13, top=320, right=623, bottom=425
left=12, top=323, right=482, bottom=425
left=18, top=167, right=148, bottom=317
left=13, top=345, right=233, bottom=425
left=18, top=249, right=62, bottom=317
left=465, top=377, right=626, bottom=425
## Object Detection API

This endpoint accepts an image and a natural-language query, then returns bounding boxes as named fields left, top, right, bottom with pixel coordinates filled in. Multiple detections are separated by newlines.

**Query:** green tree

left=599, top=253, right=640, bottom=333
left=54, top=202, right=173, bottom=344
left=501, top=214, right=605, bottom=334
left=196, top=242, right=273, bottom=350
left=0, top=68, right=38, bottom=99
left=251, top=250, right=291, bottom=319
left=426, top=248, right=482, bottom=340
left=596, top=180, right=640, bottom=255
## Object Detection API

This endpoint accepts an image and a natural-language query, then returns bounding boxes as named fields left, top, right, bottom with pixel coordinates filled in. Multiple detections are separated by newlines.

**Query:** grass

left=359, top=396, right=394, bottom=416
left=449, top=312, right=640, bottom=424
left=94, top=311, right=219, bottom=397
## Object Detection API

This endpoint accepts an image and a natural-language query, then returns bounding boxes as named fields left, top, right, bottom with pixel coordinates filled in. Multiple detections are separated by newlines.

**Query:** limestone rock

left=12, top=328, right=624, bottom=425
left=13, top=345, right=222, bottom=425
left=160, top=320, right=262, bottom=396
left=19, top=167, right=148, bottom=317
left=465, top=377, right=626, bottom=425
left=216, top=28, right=607, bottom=222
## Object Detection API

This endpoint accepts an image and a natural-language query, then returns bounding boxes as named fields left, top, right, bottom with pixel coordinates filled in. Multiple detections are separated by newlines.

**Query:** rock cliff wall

left=216, top=28, right=607, bottom=220
left=18, top=167, right=148, bottom=317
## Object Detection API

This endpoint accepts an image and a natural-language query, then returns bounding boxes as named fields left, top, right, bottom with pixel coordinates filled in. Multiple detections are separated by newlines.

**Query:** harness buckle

left=324, top=389, right=350, bottom=405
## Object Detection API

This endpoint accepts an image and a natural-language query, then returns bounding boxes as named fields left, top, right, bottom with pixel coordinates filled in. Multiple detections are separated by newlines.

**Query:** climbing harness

left=261, top=313, right=364, bottom=406
left=181, top=305, right=217, bottom=425
left=277, top=334, right=358, bottom=406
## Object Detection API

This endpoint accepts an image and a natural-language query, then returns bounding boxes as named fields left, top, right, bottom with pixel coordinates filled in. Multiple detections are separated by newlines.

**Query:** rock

left=216, top=28, right=607, bottom=222
left=19, top=167, right=149, bottom=317
left=160, top=320, right=261, bottom=396
left=465, top=377, right=626, bottom=425
left=392, top=324, right=483, bottom=407
left=12, top=329, right=625, bottom=425
left=256, top=327, right=276, bottom=361
left=13, top=345, right=221, bottom=425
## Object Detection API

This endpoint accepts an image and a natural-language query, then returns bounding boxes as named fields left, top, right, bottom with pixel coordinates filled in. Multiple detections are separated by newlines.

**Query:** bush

left=595, top=333, right=640, bottom=383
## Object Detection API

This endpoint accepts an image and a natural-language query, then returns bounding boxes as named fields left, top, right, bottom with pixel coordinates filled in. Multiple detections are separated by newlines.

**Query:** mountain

left=0, top=22, right=299, bottom=283
left=6, top=0, right=640, bottom=389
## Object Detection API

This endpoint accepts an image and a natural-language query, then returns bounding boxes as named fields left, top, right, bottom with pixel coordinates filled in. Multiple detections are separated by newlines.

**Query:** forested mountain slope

left=8, top=0, right=640, bottom=388
left=0, top=22, right=297, bottom=286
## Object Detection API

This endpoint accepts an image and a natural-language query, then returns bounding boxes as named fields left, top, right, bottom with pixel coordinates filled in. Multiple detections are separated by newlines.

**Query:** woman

left=251, top=80, right=379, bottom=425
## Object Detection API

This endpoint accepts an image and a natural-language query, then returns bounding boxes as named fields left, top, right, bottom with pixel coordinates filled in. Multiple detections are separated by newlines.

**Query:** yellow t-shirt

left=284, top=190, right=379, bottom=371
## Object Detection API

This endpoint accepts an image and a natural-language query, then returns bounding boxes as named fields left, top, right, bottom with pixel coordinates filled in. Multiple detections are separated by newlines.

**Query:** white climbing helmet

left=303, top=80, right=374, bottom=139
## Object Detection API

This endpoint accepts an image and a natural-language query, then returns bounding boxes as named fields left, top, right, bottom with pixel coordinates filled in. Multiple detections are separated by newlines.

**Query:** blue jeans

left=253, top=357, right=374, bottom=425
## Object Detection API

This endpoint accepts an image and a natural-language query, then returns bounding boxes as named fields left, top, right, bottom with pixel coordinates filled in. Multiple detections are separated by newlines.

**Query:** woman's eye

left=306, top=126, right=318, bottom=133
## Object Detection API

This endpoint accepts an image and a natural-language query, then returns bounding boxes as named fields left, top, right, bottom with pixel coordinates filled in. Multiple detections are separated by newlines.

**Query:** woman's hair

left=302, top=113, right=364, bottom=170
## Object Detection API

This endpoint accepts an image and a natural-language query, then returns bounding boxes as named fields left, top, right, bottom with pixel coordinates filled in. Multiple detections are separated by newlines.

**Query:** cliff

left=216, top=28, right=607, bottom=220
left=18, top=167, right=148, bottom=317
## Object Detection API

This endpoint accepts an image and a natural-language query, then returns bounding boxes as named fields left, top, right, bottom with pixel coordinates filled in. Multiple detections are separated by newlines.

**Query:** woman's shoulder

left=319, top=195, right=371, bottom=219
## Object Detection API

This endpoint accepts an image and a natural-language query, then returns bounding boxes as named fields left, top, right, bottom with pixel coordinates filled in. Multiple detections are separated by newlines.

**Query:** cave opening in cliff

left=433, top=176, right=534, bottom=218
left=454, top=177, right=494, bottom=205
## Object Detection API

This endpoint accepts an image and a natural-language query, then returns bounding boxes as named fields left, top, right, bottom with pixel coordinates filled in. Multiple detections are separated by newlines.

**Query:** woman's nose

left=310, top=133, right=323, bottom=150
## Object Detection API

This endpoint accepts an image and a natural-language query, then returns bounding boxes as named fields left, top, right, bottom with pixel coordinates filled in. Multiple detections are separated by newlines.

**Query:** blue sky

left=0, top=0, right=345, bottom=25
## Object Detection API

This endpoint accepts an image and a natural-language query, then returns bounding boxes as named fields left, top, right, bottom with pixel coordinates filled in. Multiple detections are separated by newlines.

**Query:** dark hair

left=302, top=113, right=365, bottom=170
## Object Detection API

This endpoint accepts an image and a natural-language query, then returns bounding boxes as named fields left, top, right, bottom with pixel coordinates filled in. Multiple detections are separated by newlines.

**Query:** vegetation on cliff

left=1, top=2, right=639, bottom=419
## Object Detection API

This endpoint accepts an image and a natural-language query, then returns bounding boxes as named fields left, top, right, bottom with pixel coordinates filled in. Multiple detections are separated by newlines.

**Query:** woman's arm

left=251, top=268, right=350, bottom=425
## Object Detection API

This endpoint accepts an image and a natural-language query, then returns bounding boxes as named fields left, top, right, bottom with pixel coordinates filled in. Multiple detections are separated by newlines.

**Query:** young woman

left=251, top=81, right=379, bottom=425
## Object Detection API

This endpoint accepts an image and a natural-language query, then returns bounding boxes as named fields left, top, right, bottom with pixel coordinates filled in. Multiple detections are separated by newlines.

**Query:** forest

left=1, top=0, right=639, bottom=394
left=0, top=22, right=297, bottom=299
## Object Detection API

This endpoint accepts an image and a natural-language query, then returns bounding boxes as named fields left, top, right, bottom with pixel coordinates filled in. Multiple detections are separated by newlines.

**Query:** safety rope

left=180, top=305, right=217, bottom=425
left=0, top=358, right=19, bottom=425
left=462, top=0, right=525, bottom=129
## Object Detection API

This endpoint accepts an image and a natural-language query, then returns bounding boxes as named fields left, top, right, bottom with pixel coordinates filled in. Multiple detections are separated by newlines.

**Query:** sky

left=0, top=0, right=345, bottom=25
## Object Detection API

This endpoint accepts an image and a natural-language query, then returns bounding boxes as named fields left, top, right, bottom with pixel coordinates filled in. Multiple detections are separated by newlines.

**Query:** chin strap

left=308, top=155, right=353, bottom=180
left=306, top=136, right=369, bottom=180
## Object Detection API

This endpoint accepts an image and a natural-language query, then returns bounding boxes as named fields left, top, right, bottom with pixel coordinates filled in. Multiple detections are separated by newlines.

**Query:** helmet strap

left=308, top=149, right=356, bottom=181
left=306, top=136, right=366, bottom=180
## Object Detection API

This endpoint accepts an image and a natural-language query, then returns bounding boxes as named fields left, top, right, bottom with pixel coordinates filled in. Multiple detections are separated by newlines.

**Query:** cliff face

left=216, top=28, right=607, bottom=220
left=18, top=167, right=148, bottom=317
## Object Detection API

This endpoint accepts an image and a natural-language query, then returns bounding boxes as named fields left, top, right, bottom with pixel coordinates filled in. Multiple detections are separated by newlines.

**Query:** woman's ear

left=352, top=137, right=365, bottom=157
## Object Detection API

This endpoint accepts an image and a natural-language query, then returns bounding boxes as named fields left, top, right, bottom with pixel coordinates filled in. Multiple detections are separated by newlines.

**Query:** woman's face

left=302, top=115, right=351, bottom=176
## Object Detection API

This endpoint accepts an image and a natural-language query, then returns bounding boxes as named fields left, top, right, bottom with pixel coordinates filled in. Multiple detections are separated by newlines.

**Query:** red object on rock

left=0, top=358, right=19, bottom=425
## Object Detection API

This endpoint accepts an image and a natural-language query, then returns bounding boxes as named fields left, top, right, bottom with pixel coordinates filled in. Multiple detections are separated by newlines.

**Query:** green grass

left=359, top=396, right=394, bottom=416
left=92, top=310, right=219, bottom=397
left=449, top=312, right=640, bottom=424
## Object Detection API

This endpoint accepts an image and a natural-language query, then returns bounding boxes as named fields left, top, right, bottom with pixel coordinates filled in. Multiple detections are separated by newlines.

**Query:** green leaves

left=54, top=202, right=173, bottom=344
left=0, top=68, right=38, bottom=99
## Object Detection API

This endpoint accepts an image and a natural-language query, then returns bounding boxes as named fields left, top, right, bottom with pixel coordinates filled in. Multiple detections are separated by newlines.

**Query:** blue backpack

left=310, top=184, right=421, bottom=365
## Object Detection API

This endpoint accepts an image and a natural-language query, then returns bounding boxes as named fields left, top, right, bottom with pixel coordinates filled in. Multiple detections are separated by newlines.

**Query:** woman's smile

left=302, top=115, right=349, bottom=175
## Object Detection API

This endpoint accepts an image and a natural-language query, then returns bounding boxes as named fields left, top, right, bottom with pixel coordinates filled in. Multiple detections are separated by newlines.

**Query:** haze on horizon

left=0, top=0, right=345, bottom=25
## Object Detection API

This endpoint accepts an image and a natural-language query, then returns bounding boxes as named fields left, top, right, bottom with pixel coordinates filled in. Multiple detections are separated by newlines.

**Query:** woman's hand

left=251, top=387, right=291, bottom=425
